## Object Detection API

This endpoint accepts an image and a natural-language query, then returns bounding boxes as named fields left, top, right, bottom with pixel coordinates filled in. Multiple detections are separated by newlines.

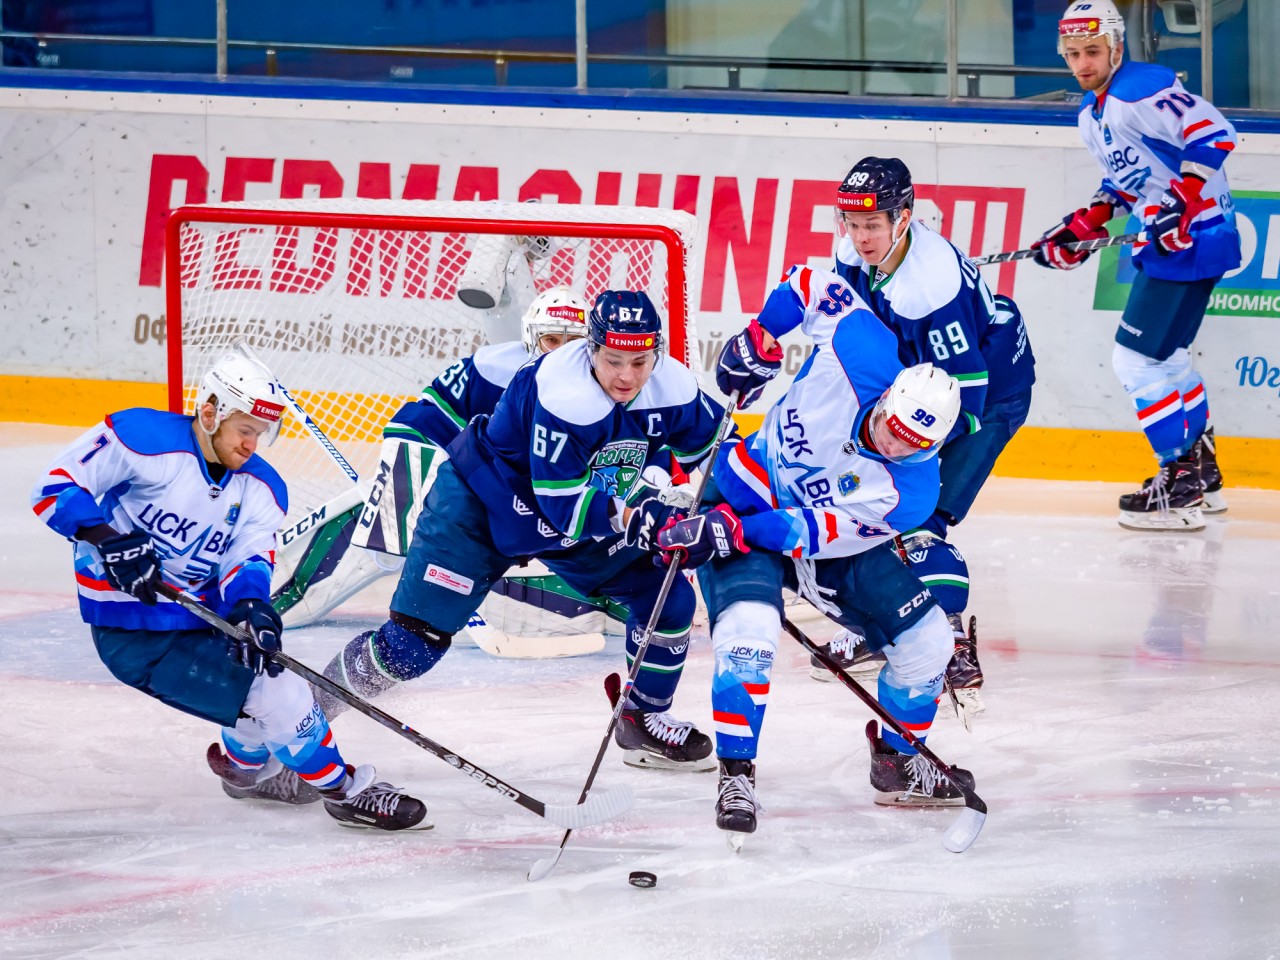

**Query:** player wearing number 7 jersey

left=832, top=156, right=1036, bottom=709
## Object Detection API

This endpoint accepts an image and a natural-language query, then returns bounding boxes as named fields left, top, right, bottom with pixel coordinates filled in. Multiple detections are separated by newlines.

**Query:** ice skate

left=206, top=743, right=323, bottom=805
left=866, top=721, right=975, bottom=807
left=1118, top=455, right=1205, bottom=532
left=943, top=614, right=985, bottom=725
left=321, top=764, right=432, bottom=831
left=715, top=758, right=759, bottom=851
left=809, top=627, right=885, bottom=682
left=614, top=707, right=716, bottom=772
left=1195, top=428, right=1227, bottom=514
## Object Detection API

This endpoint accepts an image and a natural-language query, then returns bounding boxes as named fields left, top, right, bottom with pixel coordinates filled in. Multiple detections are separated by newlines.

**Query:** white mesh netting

left=167, top=200, right=700, bottom=524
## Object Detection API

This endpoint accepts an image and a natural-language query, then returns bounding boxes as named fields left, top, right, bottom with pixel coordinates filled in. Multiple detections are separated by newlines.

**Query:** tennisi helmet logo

left=545, top=304, right=585, bottom=322
left=250, top=398, right=284, bottom=422
left=836, top=193, right=879, bottom=211
left=605, top=332, right=657, bottom=350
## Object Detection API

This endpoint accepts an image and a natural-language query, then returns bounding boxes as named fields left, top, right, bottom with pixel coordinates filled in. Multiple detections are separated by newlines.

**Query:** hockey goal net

left=165, top=199, right=701, bottom=525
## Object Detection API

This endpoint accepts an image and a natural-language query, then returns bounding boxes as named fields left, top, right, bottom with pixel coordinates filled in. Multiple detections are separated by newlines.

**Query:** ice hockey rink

left=3, top=422, right=1279, bottom=960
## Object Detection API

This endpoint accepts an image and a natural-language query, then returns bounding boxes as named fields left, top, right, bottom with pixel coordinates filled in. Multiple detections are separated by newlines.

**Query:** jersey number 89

left=928, top=321, right=970, bottom=361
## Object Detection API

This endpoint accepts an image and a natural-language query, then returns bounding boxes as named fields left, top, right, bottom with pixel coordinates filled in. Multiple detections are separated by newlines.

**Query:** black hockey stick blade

left=158, top=584, right=632, bottom=829
left=970, top=231, right=1142, bottom=267
left=781, top=616, right=987, bottom=853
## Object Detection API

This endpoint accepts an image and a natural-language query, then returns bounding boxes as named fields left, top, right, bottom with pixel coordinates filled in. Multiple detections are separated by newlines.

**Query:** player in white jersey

left=31, top=354, right=427, bottom=830
left=667, top=266, right=980, bottom=841
left=271, top=286, right=603, bottom=642
left=1033, top=0, right=1240, bottom=531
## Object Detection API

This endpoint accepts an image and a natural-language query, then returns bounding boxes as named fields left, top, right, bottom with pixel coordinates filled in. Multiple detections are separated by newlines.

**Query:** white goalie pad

left=350, top=437, right=444, bottom=556
left=462, top=559, right=611, bottom=659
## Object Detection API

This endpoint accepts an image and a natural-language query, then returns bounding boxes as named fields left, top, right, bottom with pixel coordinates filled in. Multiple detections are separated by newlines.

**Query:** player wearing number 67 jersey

left=833, top=156, right=1036, bottom=708
left=697, top=267, right=980, bottom=842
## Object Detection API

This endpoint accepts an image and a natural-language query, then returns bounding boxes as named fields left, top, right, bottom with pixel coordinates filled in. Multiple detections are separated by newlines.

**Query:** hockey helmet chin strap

left=865, top=210, right=911, bottom=270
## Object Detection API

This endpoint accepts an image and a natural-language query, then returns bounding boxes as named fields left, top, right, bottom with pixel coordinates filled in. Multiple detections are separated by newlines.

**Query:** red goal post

left=164, top=199, right=702, bottom=523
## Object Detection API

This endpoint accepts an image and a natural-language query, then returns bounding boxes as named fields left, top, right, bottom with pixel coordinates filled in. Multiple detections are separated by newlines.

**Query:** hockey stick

left=235, top=340, right=360, bottom=484
left=780, top=616, right=987, bottom=854
left=157, top=583, right=633, bottom=830
left=970, top=231, right=1141, bottom=267
left=527, top=391, right=742, bottom=882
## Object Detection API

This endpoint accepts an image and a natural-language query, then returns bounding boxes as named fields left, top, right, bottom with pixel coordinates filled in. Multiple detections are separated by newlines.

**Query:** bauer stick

left=235, top=340, right=360, bottom=484
left=970, top=231, right=1141, bottom=267
left=157, top=583, right=633, bottom=830
left=781, top=616, right=987, bottom=853
left=527, top=390, right=742, bottom=882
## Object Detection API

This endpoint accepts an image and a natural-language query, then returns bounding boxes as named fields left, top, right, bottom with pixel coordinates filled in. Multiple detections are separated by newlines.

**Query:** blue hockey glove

left=716, top=318, right=783, bottom=409
left=98, top=529, right=161, bottom=606
left=624, top=497, right=687, bottom=553
left=227, top=599, right=284, bottom=678
left=654, top=504, right=749, bottom=569
left=1151, top=176, right=1208, bottom=255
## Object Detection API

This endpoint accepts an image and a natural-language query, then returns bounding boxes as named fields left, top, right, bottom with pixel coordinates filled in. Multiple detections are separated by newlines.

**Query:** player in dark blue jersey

left=831, top=156, right=1036, bottom=712
left=317, top=291, right=728, bottom=772
left=32, top=353, right=427, bottom=830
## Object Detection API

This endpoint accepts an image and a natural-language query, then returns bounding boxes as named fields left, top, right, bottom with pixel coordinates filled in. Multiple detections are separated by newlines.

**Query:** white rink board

left=1, top=86, right=1278, bottom=436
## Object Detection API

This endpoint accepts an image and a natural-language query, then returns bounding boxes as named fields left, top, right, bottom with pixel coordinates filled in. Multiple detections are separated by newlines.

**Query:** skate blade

left=726, top=831, right=747, bottom=853
left=873, top=790, right=966, bottom=808
left=332, top=817, right=435, bottom=831
left=622, top=751, right=717, bottom=773
left=1202, top=489, right=1228, bottom=514
left=1117, top=507, right=1205, bottom=532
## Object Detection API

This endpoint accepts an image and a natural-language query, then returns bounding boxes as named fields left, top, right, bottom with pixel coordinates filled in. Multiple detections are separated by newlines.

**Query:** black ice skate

left=1118, top=455, right=1205, bottom=532
left=614, top=707, right=716, bottom=772
left=866, top=721, right=975, bottom=807
left=715, top=758, right=759, bottom=851
left=206, top=743, right=322, bottom=805
left=943, top=614, right=985, bottom=724
left=1195, top=428, right=1227, bottom=514
left=321, top=764, right=432, bottom=831
left=809, top=627, right=886, bottom=682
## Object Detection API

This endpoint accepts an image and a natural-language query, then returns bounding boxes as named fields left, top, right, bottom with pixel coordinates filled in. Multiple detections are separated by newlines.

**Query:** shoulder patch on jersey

left=472, top=340, right=533, bottom=388
left=881, top=223, right=963, bottom=320
left=106, top=409, right=200, bottom=457
left=1107, top=60, right=1178, bottom=102
left=535, top=340, right=615, bottom=425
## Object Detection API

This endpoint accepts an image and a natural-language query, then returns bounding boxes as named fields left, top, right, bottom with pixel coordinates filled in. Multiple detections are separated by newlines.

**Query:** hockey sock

left=1114, top=345, right=1191, bottom=464
left=370, top=613, right=452, bottom=681
left=875, top=675, right=939, bottom=755
left=233, top=672, right=350, bottom=790
left=1180, top=371, right=1208, bottom=454
left=625, top=623, right=690, bottom=711
left=220, top=733, right=272, bottom=775
left=711, top=659, right=769, bottom=760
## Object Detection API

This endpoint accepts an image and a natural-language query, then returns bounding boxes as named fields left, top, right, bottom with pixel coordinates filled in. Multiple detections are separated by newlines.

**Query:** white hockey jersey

left=714, top=267, right=941, bottom=559
left=32, top=408, right=287, bottom=631
left=1080, top=60, right=1241, bottom=281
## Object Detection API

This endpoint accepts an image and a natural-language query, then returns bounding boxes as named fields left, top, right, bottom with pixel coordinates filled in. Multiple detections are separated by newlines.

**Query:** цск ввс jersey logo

left=589, top=440, right=647, bottom=499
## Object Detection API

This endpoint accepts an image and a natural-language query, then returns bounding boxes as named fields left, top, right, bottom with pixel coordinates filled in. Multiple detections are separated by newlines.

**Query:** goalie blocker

left=271, top=436, right=618, bottom=657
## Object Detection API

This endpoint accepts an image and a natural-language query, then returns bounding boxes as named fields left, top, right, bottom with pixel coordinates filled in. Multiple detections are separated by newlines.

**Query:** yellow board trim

left=4, top=375, right=1278, bottom=489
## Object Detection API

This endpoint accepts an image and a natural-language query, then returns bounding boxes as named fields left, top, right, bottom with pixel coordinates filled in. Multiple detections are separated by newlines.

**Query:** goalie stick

left=970, top=231, right=1142, bottom=267
left=158, top=583, right=633, bottom=830
left=781, top=616, right=987, bottom=854
left=528, top=391, right=742, bottom=882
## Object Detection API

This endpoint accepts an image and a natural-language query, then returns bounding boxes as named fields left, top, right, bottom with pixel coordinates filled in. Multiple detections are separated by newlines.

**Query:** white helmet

left=1058, top=0, right=1125, bottom=68
left=868, top=363, right=961, bottom=463
left=521, top=286, right=590, bottom=356
left=197, top=353, right=286, bottom=445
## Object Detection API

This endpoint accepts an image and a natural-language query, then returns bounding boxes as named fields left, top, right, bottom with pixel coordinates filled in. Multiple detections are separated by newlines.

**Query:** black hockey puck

left=627, top=870, right=657, bottom=889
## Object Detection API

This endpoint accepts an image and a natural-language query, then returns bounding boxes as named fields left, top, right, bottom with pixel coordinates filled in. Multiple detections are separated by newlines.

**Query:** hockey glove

left=1031, top=202, right=1113, bottom=270
left=716, top=318, right=783, bottom=409
left=1151, top=176, right=1208, bottom=255
left=624, top=497, right=687, bottom=553
left=625, top=464, right=697, bottom=511
left=99, top=529, right=162, bottom=606
left=654, top=504, right=749, bottom=569
left=227, top=598, right=284, bottom=678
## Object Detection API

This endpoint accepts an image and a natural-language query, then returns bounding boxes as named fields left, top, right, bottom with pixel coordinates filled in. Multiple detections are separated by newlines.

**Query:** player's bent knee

left=239, top=669, right=318, bottom=743
left=712, top=600, right=780, bottom=667
left=882, top=606, right=952, bottom=690
left=1112, top=343, right=1191, bottom=395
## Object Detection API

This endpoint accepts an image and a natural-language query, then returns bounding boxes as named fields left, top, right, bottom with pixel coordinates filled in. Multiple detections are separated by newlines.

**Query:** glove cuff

left=1083, top=203, right=1114, bottom=230
left=747, top=318, right=784, bottom=362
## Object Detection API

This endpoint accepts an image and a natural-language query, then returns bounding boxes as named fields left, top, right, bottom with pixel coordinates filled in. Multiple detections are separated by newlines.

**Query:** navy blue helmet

left=587, top=290, right=664, bottom=354
left=836, top=157, right=914, bottom=217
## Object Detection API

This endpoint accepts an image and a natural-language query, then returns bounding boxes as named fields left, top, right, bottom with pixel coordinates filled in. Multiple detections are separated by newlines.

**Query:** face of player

left=1062, top=37, right=1116, bottom=92
left=866, top=405, right=932, bottom=464
left=592, top=346, right=656, bottom=403
left=838, top=209, right=910, bottom=268
left=202, top=408, right=270, bottom=470
left=538, top=332, right=585, bottom=353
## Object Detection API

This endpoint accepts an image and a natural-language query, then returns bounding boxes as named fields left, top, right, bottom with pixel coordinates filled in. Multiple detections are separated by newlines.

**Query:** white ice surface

left=3, top=424, right=1280, bottom=960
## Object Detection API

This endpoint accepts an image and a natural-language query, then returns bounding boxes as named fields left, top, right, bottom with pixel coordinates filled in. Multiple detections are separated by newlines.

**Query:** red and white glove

left=1031, top=203, right=1113, bottom=270
left=1150, top=176, right=1210, bottom=255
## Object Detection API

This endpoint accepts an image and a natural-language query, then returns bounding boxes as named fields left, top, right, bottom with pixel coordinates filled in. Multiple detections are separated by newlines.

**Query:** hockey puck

left=627, top=871, right=657, bottom=889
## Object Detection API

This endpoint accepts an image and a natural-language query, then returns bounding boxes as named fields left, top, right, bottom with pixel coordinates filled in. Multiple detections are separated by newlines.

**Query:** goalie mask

left=864, top=363, right=960, bottom=464
left=521, top=286, right=590, bottom=356
left=197, top=353, right=285, bottom=445
left=1058, top=0, right=1125, bottom=70
left=587, top=290, right=664, bottom=357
